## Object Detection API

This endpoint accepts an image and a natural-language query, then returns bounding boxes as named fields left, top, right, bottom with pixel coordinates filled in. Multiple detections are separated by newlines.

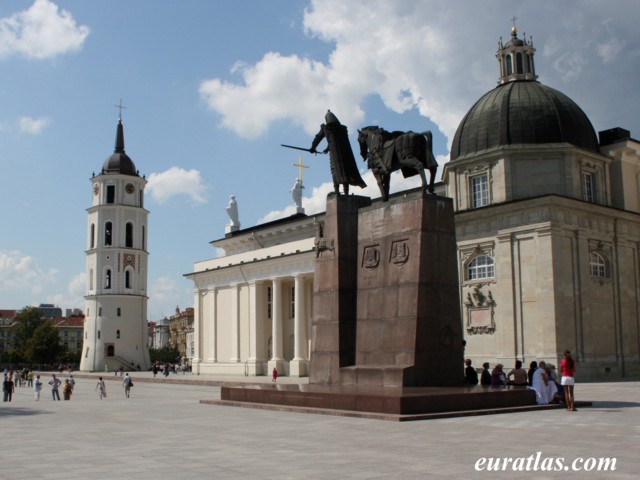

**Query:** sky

left=1, top=0, right=639, bottom=321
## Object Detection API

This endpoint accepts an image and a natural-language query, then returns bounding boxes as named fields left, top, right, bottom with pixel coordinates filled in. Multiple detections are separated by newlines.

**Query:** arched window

left=105, top=268, right=112, bottom=289
left=125, top=222, right=133, bottom=247
left=516, top=52, right=524, bottom=74
left=90, top=224, right=95, bottom=248
left=468, top=256, right=495, bottom=280
left=505, top=55, right=513, bottom=75
left=125, top=270, right=131, bottom=289
left=105, top=222, right=112, bottom=246
left=142, top=226, right=146, bottom=250
left=525, top=54, right=532, bottom=73
left=590, top=252, right=608, bottom=278
left=117, top=330, right=121, bottom=339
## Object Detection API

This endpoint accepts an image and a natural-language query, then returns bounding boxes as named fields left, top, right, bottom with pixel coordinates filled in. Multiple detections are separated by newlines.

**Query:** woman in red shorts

left=560, top=350, right=577, bottom=411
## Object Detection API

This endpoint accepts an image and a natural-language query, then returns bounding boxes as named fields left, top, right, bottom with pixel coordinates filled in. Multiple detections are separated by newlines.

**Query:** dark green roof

left=451, top=80, right=598, bottom=160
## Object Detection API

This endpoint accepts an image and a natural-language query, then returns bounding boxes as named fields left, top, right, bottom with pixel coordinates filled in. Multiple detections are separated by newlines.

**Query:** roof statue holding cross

left=290, top=155, right=308, bottom=214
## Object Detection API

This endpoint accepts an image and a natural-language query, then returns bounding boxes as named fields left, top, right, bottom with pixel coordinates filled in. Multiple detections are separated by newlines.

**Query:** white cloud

left=146, top=167, right=208, bottom=205
left=0, top=250, right=58, bottom=296
left=0, top=0, right=89, bottom=60
left=46, top=272, right=86, bottom=312
left=148, top=276, right=192, bottom=321
left=18, top=116, right=50, bottom=134
left=198, top=0, right=499, bottom=146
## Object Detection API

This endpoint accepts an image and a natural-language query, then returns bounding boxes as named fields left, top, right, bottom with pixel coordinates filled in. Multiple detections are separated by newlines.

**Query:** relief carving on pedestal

left=362, top=245, right=381, bottom=270
left=314, top=222, right=334, bottom=258
left=389, top=239, right=409, bottom=266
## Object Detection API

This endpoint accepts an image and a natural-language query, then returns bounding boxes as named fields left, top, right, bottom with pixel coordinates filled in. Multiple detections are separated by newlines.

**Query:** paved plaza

left=0, top=373, right=638, bottom=479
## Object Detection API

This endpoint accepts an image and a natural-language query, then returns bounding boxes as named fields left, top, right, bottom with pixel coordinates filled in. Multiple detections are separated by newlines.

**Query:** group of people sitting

left=464, top=350, right=577, bottom=411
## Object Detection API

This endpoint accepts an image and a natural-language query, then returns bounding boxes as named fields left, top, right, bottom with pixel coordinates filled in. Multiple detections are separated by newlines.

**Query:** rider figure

left=309, top=110, right=366, bottom=195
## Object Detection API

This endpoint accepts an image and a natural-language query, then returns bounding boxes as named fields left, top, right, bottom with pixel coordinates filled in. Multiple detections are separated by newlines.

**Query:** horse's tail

left=421, top=131, right=438, bottom=170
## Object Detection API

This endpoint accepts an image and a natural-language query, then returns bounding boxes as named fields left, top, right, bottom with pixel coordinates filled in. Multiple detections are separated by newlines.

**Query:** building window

left=89, top=269, right=94, bottom=290
left=589, top=252, right=608, bottom=278
left=468, top=255, right=495, bottom=280
left=126, top=222, right=133, bottom=248
left=267, top=287, right=272, bottom=319
left=582, top=172, right=597, bottom=203
left=117, top=308, right=121, bottom=317
left=470, top=174, right=489, bottom=208
left=98, top=307, right=102, bottom=316
left=98, top=330, right=101, bottom=339
left=125, top=270, right=131, bottom=289
left=85, top=347, right=89, bottom=358
left=290, top=286, right=295, bottom=319
left=90, top=224, right=95, bottom=249
left=505, top=54, right=512, bottom=75
left=105, top=222, right=112, bottom=246
left=117, top=330, right=120, bottom=339
left=106, top=185, right=115, bottom=204
left=105, top=269, right=112, bottom=289
left=516, top=52, right=523, bottom=73
left=142, top=226, right=146, bottom=250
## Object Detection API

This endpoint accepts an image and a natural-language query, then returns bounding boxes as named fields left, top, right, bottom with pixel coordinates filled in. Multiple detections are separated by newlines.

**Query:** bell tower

left=80, top=112, right=150, bottom=372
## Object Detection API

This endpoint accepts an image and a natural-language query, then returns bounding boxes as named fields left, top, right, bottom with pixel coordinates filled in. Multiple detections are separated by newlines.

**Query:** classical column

left=268, top=278, right=284, bottom=374
left=209, top=287, right=217, bottom=363
left=290, top=274, right=308, bottom=376
left=246, top=281, right=266, bottom=375
left=192, top=288, right=201, bottom=373
left=230, top=283, right=240, bottom=363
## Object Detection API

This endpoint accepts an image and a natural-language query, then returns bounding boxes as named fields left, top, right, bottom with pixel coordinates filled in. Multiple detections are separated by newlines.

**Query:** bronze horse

left=357, top=126, right=438, bottom=201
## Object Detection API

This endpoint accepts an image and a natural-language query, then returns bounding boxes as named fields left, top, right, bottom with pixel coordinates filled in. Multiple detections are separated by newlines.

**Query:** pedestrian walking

left=95, top=377, right=107, bottom=399
left=3, top=375, right=14, bottom=402
left=49, top=374, right=61, bottom=401
left=62, top=379, right=73, bottom=400
left=69, top=375, right=75, bottom=392
left=34, top=374, right=43, bottom=400
left=272, top=367, right=278, bottom=382
left=122, top=373, right=133, bottom=398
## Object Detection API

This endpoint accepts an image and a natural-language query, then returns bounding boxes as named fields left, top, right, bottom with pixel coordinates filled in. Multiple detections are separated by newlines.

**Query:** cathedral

left=80, top=116, right=151, bottom=372
left=187, top=26, right=640, bottom=381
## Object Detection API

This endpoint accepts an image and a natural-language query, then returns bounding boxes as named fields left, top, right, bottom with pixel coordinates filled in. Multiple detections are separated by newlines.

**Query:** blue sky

left=1, top=0, right=639, bottom=321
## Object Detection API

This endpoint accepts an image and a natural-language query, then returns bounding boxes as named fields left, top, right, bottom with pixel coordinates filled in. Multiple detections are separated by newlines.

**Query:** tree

left=24, top=322, right=65, bottom=365
left=149, top=346, right=180, bottom=364
left=12, top=306, right=44, bottom=351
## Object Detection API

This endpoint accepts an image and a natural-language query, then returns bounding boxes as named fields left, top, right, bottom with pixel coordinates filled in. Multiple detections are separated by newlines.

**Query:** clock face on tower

left=126, top=183, right=135, bottom=194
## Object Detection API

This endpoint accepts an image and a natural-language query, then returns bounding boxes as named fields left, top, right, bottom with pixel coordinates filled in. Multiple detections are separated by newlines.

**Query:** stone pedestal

left=310, top=192, right=463, bottom=387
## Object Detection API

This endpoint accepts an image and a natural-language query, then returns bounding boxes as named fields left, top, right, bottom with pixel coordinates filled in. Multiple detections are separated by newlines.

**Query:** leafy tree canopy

left=12, top=306, right=44, bottom=350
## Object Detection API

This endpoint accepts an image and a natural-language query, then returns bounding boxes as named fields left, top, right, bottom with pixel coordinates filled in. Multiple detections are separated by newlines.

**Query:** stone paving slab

left=0, top=373, right=638, bottom=479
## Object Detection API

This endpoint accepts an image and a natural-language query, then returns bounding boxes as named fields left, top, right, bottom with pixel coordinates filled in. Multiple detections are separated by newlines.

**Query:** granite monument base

left=210, top=383, right=538, bottom=421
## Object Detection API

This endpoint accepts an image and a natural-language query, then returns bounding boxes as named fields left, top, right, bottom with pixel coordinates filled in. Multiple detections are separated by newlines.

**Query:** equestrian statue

left=357, top=126, right=438, bottom=201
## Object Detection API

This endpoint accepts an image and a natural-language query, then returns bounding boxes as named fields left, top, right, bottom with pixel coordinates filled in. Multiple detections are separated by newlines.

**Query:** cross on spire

left=114, top=100, right=127, bottom=121
left=292, top=155, right=309, bottom=180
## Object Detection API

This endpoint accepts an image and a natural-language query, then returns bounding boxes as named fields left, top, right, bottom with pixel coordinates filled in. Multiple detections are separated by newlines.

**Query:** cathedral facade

left=187, top=27, right=640, bottom=380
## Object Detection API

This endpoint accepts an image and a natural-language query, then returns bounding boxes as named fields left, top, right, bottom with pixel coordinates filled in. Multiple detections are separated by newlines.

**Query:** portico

left=187, top=213, right=317, bottom=377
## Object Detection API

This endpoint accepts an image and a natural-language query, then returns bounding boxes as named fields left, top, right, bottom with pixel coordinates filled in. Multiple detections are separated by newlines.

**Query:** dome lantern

left=496, top=22, right=538, bottom=84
